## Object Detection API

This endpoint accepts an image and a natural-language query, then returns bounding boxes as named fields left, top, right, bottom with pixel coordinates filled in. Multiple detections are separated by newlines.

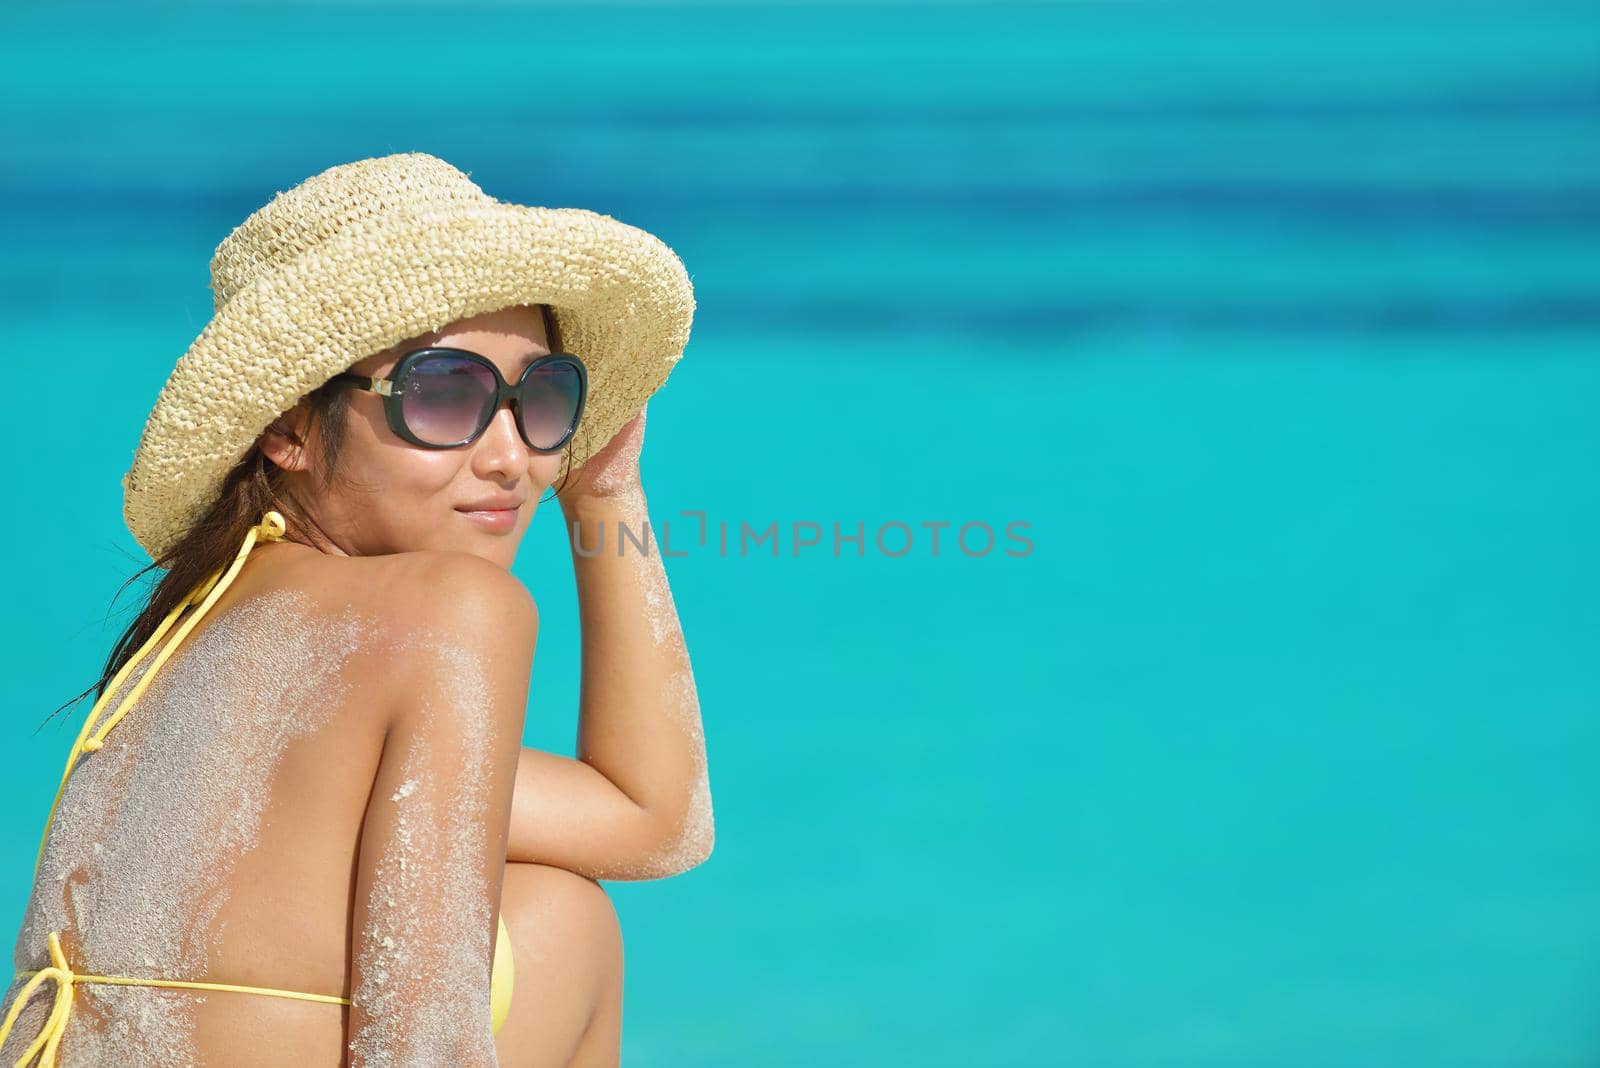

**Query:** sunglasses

left=329, top=347, right=588, bottom=452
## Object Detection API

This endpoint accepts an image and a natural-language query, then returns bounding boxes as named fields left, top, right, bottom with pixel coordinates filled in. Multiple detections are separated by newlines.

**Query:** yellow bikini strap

left=0, top=928, right=351, bottom=1067
left=31, top=510, right=288, bottom=876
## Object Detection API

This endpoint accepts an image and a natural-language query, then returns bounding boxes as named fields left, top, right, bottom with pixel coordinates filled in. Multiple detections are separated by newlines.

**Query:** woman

left=0, top=154, right=712, bottom=1066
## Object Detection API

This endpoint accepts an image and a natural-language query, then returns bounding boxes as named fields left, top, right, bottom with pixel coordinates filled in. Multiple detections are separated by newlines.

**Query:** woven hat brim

left=122, top=201, right=695, bottom=560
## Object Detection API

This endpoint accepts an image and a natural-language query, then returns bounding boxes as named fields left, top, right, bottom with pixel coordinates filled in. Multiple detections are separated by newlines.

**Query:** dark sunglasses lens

left=520, top=360, right=583, bottom=449
left=400, top=354, right=497, bottom=445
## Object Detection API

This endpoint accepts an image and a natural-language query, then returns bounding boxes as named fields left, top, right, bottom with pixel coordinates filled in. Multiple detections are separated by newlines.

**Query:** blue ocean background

left=2, top=1, right=1597, bottom=1064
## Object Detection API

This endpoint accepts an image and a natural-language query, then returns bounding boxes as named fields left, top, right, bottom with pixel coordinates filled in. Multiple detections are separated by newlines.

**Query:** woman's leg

left=563, top=914, right=625, bottom=1068
left=493, top=861, right=624, bottom=1068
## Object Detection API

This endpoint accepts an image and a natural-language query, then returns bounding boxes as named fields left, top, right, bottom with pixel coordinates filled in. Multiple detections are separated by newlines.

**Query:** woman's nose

left=472, top=405, right=532, bottom=473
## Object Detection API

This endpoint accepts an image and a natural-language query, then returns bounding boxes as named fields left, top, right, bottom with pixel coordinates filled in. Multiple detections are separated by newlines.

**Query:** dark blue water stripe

left=485, top=83, right=1600, bottom=124
left=5, top=267, right=1596, bottom=338
left=4, top=181, right=1600, bottom=231
left=708, top=295, right=1600, bottom=337
left=7, top=78, right=1595, bottom=129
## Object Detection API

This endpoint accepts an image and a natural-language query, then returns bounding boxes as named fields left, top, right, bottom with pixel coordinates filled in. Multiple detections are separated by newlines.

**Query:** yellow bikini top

left=0, top=510, right=355, bottom=1068
left=2, top=507, right=516, bottom=1065
left=35, top=509, right=289, bottom=865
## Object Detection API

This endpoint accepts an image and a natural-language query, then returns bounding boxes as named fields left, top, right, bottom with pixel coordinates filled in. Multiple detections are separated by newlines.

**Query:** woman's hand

left=561, top=403, right=648, bottom=508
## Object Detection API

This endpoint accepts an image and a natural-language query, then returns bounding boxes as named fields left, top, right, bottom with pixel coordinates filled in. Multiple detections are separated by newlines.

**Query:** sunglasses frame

left=329, top=346, right=588, bottom=452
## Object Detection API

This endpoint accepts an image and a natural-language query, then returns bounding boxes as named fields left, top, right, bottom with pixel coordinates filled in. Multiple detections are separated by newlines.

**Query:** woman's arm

left=347, top=552, right=535, bottom=1066
left=507, top=405, right=714, bottom=880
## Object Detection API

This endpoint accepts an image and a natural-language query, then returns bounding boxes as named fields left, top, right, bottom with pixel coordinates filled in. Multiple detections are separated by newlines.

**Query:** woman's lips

left=456, top=506, right=519, bottom=533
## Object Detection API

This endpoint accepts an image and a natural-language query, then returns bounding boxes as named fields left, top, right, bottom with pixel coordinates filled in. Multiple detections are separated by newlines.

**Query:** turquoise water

left=2, top=2, right=1598, bottom=1064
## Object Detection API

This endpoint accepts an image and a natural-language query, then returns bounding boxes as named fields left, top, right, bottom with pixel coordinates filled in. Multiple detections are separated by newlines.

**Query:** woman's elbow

left=676, top=777, right=716, bottom=870
left=639, top=783, right=715, bottom=877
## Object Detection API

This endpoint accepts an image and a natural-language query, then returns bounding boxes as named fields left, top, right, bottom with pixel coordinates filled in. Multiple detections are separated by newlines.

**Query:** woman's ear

left=258, top=403, right=315, bottom=472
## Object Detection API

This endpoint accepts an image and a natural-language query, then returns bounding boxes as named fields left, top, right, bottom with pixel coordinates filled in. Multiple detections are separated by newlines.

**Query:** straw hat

left=120, top=151, right=696, bottom=560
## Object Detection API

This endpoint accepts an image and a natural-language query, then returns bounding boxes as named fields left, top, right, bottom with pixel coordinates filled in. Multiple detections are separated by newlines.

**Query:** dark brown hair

left=37, top=303, right=568, bottom=732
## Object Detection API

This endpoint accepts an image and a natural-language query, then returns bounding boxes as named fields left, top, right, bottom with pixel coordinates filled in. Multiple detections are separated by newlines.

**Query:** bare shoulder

left=356, top=551, right=537, bottom=730
left=357, top=549, right=535, bottom=627
left=272, top=547, right=536, bottom=638
left=257, top=547, right=537, bottom=731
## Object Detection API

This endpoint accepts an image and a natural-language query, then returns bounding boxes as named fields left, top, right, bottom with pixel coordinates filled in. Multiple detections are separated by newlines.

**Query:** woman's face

left=260, top=303, right=565, bottom=567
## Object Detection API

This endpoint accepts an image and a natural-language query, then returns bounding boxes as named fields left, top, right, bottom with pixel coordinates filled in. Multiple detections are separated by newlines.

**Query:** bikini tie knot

left=255, top=510, right=287, bottom=542
left=0, top=931, right=80, bottom=1067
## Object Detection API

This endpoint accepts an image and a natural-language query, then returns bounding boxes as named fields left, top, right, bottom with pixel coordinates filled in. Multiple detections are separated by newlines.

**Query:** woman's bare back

left=3, top=542, right=433, bottom=1066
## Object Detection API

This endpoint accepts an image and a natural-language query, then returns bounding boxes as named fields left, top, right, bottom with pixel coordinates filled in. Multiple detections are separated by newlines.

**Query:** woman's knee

left=494, top=862, right=623, bottom=1065
left=501, top=861, right=621, bottom=969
